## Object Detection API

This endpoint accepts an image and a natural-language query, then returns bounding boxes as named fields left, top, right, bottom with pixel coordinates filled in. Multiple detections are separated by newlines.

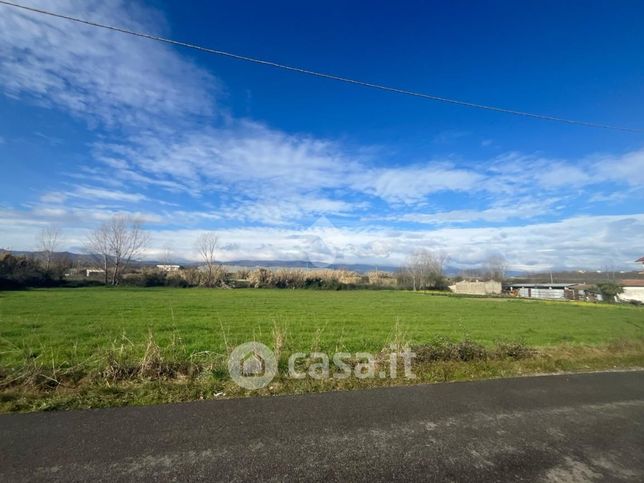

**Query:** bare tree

left=195, top=232, right=219, bottom=287
left=37, top=225, right=61, bottom=272
left=404, top=249, right=448, bottom=291
left=484, top=254, right=507, bottom=282
left=85, top=215, right=149, bottom=285
left=109, top=216, right=148, bottom=285
left=86, top=222, right=111, bottom=285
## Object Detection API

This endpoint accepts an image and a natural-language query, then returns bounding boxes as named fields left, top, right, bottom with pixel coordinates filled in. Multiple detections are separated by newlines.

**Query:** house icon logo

left=228, top=342, right=277, bottom=390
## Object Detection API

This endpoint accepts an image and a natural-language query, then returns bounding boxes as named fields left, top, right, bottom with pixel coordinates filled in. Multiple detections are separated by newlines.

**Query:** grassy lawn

left=1, top=287, right=643, bottom=357
left=0, top=287, right=642, bottom=412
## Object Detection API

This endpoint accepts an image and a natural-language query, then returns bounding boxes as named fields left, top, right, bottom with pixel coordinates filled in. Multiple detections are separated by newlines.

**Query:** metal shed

left=506, top=283, right=574, bottom=300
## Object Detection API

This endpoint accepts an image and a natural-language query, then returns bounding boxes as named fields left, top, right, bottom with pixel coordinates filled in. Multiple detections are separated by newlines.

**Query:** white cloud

left=390, top=200, right=558, bottom=225
left=355, top=164, right=484, bottom=204
left=40, top=192, right=67, bottom=204
left=104, top=122, right=361, bottom=192
left=67, top=127, right=644, bottom=227
left=537, top=164, right=592, bottom=189
left=0, top=0, right=217, bottom=128
left=72, top=186, right=147, bottom=203
left=492, top=148, right=644, bottom=192
left=92, top=124, right=493, bottom=216
left=594, top=149, right=644, bottom=186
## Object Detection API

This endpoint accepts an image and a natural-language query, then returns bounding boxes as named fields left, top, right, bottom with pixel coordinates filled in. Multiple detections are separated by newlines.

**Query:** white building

left=617, top=280, right=644, bottom=304
left=156, top=264, right=181, bottom=272
left=449, top=280, right=502, bottom=296
left=85, top=268, right=105, bottom=277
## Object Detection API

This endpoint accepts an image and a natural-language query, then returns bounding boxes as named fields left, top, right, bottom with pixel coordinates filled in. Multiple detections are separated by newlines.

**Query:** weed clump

left=494, top=341, right=534, bottom=360
left=413, top=338, right=488, bottom=362
left=413, top=339, right=537, bottom=363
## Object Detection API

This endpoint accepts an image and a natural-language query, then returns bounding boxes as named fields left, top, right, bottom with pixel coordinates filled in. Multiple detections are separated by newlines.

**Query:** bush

left=245, top=268, right=362, bottom=290
left=596, top=282, right=624, bottom=303
left=413, top=338, right=488, bottom=362
left=455, top=339, right=487, bottom=361
left=413, top=338, right=537, bottom=363
left=0, top=253, right=55, bottom=290
left=121, top=270, right=167, bottom=287
left=119, top=270, right=193, bottom=288
left=248, top=268, right=274, bottom=288
left=166, top=274, right=189, bottom=288
left=494, top=341, right=533, bottom=360
left=181, top=268, right=202, bottom=287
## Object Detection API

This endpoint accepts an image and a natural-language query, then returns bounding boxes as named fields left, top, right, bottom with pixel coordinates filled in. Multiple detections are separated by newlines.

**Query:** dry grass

left=246, top=268, right=363, bottom=288
left=271, top=322, right=287, bottom=360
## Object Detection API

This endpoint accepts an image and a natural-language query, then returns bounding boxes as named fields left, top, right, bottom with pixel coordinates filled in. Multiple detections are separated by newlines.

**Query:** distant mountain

left=0, top=249, right=96, bottom=264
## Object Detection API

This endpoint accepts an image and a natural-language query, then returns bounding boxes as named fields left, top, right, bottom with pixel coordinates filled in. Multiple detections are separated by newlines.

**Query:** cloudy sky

left=1, top=0, right=643, bottom=271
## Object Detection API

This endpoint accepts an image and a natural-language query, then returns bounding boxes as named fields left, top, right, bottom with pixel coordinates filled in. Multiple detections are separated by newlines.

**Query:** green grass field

left=1, top=288, right=643, bottom=412
left=1, top=287, right=642, bottom=363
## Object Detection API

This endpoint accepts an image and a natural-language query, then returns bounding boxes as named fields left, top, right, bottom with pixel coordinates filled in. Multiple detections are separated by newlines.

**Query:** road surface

left=1, top=371, right=643, bottom=481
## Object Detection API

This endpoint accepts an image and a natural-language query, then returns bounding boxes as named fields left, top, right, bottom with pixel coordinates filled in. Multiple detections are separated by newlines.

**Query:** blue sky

left=0, top=0, right=643, bottom=270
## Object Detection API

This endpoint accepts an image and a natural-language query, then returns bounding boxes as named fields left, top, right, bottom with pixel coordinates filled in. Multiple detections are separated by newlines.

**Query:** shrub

left=413, top=338, right=488, bottom=362
left=236, top=268, right=250, bottom=280
left=455, top=339, right=487, bottom=361
left=181, top=268, right=202, bottom=287
left=596, top=282, right=624, bottom=303
left=494, top=341, right=533, bottom=360
left=367, top=271, right=397, bottom=287
left=248, top=268, right=274, bottom=288
left=245, top=268, right=361, bottom=289
left=0, top=252, right=54, bottom=290
left=121, top=270, right=167, bottom=287
left=166, top=274, right=189, bottom=288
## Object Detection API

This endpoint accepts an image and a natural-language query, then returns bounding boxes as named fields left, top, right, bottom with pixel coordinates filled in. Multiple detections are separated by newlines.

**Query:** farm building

left=565, top=284, right=603, bottom=302
left=507, top=282, right=609, bottom=302
left=449, top=280, right=502, bottom=296
left=617, top=280, right=644, bottom=304
left=506, top=283, right=574, bottom=300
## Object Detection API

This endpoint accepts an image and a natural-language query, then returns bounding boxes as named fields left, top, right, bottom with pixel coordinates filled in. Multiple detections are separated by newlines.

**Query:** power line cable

left=0, top=0, right=642, bottom=133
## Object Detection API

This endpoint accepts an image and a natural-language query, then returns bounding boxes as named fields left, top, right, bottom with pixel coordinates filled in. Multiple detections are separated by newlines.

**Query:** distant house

left=85, top=268, right=105, bottom=277
left=449, top=280, right=502, bottom=296
left=617, top=280, right=644, bottom=304
left=156, top=264, right=181, bottom=272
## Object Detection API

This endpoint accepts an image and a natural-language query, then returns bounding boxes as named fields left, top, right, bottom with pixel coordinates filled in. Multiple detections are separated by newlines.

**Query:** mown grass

left=0, top=287, right=642, bottom=412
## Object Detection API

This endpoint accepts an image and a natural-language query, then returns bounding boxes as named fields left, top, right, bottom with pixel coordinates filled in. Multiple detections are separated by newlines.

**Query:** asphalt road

left=1, top=371, right=643, bottom=482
